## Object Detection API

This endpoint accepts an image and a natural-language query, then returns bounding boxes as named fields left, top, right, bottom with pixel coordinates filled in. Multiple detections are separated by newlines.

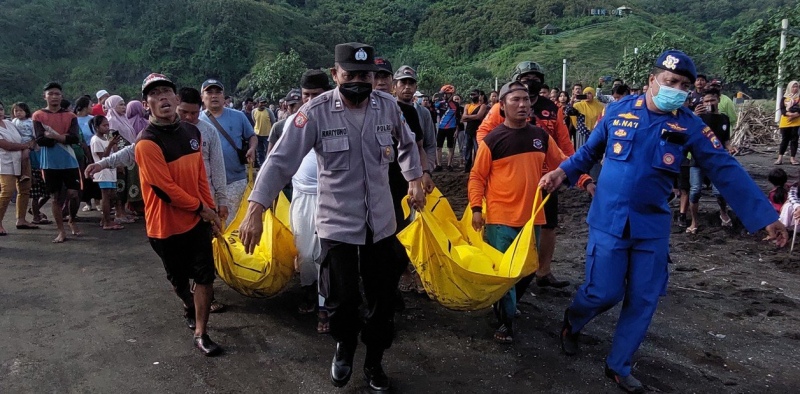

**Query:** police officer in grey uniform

left=239, top=42, right=425, bottom=392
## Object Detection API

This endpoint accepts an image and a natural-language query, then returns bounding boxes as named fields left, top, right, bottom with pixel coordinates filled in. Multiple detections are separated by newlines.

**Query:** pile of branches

left=731, top=102, right=778, bottom=148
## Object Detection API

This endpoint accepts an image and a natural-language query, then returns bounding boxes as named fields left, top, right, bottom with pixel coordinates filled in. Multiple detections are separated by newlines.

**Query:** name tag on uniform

left=376, top=124, right=392, bottom=133
left=322, top=128, right=347, bottom=138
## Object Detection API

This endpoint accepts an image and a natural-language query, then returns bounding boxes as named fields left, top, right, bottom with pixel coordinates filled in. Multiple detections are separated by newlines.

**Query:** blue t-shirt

left=200, top=107, right=255, bottom=184
left=39, top=145, right=79, bottom=169
left=77, top=115, right=94, bottom=143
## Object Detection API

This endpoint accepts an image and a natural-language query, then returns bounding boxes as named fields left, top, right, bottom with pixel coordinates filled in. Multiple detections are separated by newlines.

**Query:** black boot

left=330, top=341, right=356, bottom=387
left=605, top=363, right=645, bottom=393
left=364, top=347, right=390, bottom=391
left=560, top=309, right=580, bottom=356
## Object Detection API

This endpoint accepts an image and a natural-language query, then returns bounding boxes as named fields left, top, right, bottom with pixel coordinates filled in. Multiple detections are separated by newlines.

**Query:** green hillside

left=0, top=0, right=796, bottom=105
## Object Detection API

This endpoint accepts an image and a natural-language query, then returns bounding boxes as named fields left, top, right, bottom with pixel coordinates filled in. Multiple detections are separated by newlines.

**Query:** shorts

left=42, top=168, right=82, bottom=194
left=149, top=221, right=215, bottom=286
left=437, top=128, right=456, bottom=148
left=542, top=189, right=559, bottom=229
left=676, top=166, right=691, bottom=191
left=98, top=181, right=116, bottom=189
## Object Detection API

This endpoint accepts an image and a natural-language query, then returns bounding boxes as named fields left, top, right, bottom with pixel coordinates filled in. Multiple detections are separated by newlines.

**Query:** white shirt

left=0, top=121, right=22, bottom=176
left=90, top=135, right=117, bottom=182
left=285, top=113, right=319, bottom=194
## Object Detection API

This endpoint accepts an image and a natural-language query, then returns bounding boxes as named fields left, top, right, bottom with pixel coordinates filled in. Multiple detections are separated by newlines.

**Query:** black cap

left=141, top=73, right=176, bottom=98
left=300, top=69, right=332, bottom=90
left=284, top=89, right=302, bottom=105
left=43, top=82, right=62, bottom=92
left=334, top=42, right=379, bottom=72
left=201, top=79, right=224, bottom=92
left=375, top=57, right=393, bottom=75
left=257, top=96, right=268, bottom=103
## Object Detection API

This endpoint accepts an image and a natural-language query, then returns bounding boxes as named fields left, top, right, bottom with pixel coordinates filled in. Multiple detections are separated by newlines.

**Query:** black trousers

left=319, top=233, right=407, bottom=350
left=779, top=126, right=799, bottom=156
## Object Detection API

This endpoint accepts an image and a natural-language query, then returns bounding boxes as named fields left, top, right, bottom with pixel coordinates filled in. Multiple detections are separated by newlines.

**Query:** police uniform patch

left=614, top=129, right=628, bottom=137
left=634, top=99, right=644, bottom=108
left=541, top=110, right=550, bottom=118
left=190, top=139, right=200, bottom=151
left=710, top=136, right=722, bottom=149
left=618, top=112, right=640, bottom=120
left=384, top=146, right=392, bottom=158
left=662, top=153, right=675, bottom=165
left=533, top=139, right=543, bottom=149
left=294, top=112, right=308, bottom=128
left=355, top=48, right=368, bottom=61
left=613, top=142, right=623, bottom=154
left=666, top=122, right=687, bottom=132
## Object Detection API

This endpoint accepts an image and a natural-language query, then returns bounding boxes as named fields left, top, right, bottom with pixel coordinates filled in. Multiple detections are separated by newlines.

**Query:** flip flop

left=720, top=215, right=733, bottom=227
left=16, top=224, right=40, bottom=230
left=103, top=224, right=125, bottom=230
left=32, top=219, right=53, bottom=225
left=0, top=231, right=7, bottom=236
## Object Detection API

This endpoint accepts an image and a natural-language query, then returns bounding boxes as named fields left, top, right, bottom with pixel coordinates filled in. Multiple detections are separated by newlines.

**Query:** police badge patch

left=294, top=112, right=308, bottom=128
left=190, top=139, right=200, bottom=151
left=533, top=139, right=543, bottom=149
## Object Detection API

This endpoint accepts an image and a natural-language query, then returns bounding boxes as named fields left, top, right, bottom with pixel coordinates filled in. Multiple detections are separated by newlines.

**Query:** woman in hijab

left=105, top=96, right=142, bottom=220
left=126, top=100, right=149, bottom=137
left=105, top=95, right=137, bottom=144
left=777, top=80, right=800, bottom=165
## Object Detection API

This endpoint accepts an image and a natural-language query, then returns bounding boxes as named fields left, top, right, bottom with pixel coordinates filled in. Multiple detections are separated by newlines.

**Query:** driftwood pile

left=731, top=101, right=778, bottom=149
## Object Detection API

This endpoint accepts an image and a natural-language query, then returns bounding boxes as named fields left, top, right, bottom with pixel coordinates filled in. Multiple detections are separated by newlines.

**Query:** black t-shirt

left=699, top=112, right=731, bottom=145
left=388, top=101, right=424, bottom=231
left=464, top=104, right=484, bottom=136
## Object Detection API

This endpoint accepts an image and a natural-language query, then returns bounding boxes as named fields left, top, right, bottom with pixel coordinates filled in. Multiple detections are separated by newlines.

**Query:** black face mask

left=525, top=79, right=544, bottom=97
left=339, top=82, right=372, bottom=105
left=470, top=96, right=479, bottom=103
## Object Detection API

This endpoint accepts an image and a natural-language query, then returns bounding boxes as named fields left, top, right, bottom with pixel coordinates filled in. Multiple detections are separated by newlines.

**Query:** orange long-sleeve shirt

left=477, top=97, right=595, bottom=188
left=135, top=120, right=215, bottom=239
left=469, top=123, right=566, bottom=227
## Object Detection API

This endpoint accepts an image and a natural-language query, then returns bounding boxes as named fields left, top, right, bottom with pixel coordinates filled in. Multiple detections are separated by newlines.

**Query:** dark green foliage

left=0, top=0, right=793, bottom=105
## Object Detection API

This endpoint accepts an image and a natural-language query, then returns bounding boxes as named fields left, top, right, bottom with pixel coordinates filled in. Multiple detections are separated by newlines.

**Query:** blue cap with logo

left=653, top=50, right=697, bottom=84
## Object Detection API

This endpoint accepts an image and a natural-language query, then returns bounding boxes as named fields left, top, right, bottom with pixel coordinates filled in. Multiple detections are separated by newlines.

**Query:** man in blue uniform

left=539, top=50, right=788, bottom=393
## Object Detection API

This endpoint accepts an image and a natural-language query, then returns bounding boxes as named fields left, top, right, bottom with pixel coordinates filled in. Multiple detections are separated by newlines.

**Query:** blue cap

left=654, top=50, right=697, bottom=84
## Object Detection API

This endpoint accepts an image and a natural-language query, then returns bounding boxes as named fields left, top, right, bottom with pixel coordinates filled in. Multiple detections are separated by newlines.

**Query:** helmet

left=439, top=85, right=455, bottom=94
left=511, top=61, right=545, bottom=82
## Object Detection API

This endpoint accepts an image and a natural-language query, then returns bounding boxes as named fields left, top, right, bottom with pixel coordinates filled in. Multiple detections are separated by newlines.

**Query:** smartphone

left=110, top=130, right=119, bottom=138
left=576, top=94, right=587, bottom=100
left=709, top=104, right=718, bottom=113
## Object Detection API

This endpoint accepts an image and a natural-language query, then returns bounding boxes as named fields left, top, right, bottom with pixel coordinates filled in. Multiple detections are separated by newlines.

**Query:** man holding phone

left=686, top=88, right=735, bottom=233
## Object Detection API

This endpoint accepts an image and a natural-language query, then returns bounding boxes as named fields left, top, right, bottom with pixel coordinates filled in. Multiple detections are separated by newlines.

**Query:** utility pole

left=562, top=59, right=567, bottom=91
left=776, top=19, right=789, bottom=123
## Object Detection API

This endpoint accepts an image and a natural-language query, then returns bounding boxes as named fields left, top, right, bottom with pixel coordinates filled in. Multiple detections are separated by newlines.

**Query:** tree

left=240, top=50, right=307, bottom=102
left=721, top=4, right=800, bottom=91
left=615, top=32, right=698, bottom=87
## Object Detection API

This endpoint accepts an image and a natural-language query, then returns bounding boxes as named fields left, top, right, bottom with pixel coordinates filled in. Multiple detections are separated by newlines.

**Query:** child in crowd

left=778, top=169, right=800, bottom=230
left=10, top=103, right=33, bottom=183
left=11, top=102, right=51, bottom=224
left=768, top=168, right=788, bottom=213
left=89, top=116, right=123, bottom=230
